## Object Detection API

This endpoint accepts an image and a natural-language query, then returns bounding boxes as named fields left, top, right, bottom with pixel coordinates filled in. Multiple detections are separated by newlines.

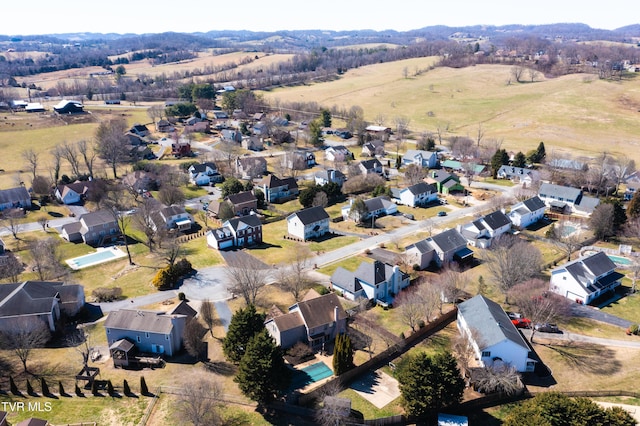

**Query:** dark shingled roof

left=105, top=309, right=182, bottom=334
left=0, top=281, right=60, bottom=317
left=406, top=239, right=434, bottom=254
left=80, top=209, right=116, bottom=227
left=261, top=174, right=298, bottom=190
left=272, top=311, right=305, bottom=332
left=295, top=293, right=347, bottom=330
left=429, top=228, right=467, bottom=252
left=330, top=267, right=361, bottom=294
left=227, top=191, right=257, bottom=204
left=225, top=215, right=262, bottom=231
left=522, top=196, right=546, bottom=212
left=360, top=158, right=382, bottom=170
left=289, top=206, right=329, bottom=225
left=170, top=300, right=197, bottom=318
left=0, top=186, right=30, bottom=205
left=109, top=338, right=135, bottom=352
left=406, top=182, right=437, bottom=195
left=482, top=210, right=511, bottom=231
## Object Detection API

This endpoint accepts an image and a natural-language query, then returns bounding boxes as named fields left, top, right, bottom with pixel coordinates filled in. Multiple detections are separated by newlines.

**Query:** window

left=145, top=332, right=149, bottom=338
left=481, top=351, right=491, bottom=357
left=165, top=334, right=169, bottom=340
left=137, top=336, right=141, bottom=343
left=106, top=329, right=110, bottom=334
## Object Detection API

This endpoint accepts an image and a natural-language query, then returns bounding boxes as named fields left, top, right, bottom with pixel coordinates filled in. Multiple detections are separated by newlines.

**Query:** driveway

left=570, top=303, right=632, bottom=329
left=178, top=266, right=232, bottom=302
left=350, top=369, right=400, bottom=409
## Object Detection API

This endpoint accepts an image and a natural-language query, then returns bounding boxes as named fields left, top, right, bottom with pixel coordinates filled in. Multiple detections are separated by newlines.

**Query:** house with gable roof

left=54, top=181, right=95, bottom=205
left=405, top=228, right=472, bottom=270
left=187, top=162, right=222, bottom=186
left=497, top=165, right=541, bottom=185
left=330, top=260, right=410, bottom=304
left=341, top=196, right=398, bottom=222
left=206, top=214, right=262, bottom=250
left=325, top=145, right=353, bottom=162
left=105, top=309, right=187, bottom=357
left=315, top=169, right=346, bottom=187
left=508, top=196, right=546, bottom=228
left=265, top=291, right=347, bottom=350
left=287, top=206, right=330, bottom=241
left=60, top=209, right=120, bottom=246
left=402, top=149, right=438, bottom=168
left=0, top=186, right=31, bottom=211
left=357, top=158, right=384, bottom=176
left=457, top=295, right=536, bottom=372
left=391, top=182, right=438, bottom=207
left=235, top=156, right=267, bottom=179
left=549, top=251, right=623, bottom=304
left=260, top=174, right=299, bottom=203
left=426, top=170, right=464, bottom=194
left=538, top=183, right=600, bottom=216
left=457, top=210, right=512, bottom=248
left=152, top=205, right=194, bottom=232
left=361, top=140, right=385, bottom=157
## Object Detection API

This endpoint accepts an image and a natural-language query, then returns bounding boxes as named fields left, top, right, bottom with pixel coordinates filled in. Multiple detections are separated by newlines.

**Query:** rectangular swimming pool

left=66, top=247, right=127, bottom=270
left=289, top=362, right=333, bottom=390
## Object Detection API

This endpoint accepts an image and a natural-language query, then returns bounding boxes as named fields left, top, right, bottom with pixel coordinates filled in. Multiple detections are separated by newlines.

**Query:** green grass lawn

left=337, top=388, right=403, bottom=420
left=599, top=283, right=640, bottom=324
left=316, top=255, right=372, bottom=277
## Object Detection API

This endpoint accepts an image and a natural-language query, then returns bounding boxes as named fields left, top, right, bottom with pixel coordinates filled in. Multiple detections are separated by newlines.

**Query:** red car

left=512, top=318, right=532, bottom=328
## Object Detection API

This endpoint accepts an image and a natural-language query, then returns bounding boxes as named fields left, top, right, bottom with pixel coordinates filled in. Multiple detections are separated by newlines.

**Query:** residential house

left=235, top=156, right=267, bottom=179
left=105, top=309, right=187, bottom=357
left=188, top=162, right=222, bottom=186
left=341, top=196, right=397, bottom=222
left=538, top=183, right=600, bottom=216
left=508, top=196, right=546, bottom=228
left=315, top=169, right=346, bottom=187
left=361, top=140, right=385, bottom=157
left=53, top=100, right=84, bottom=114
left=405, top=228, right=472, bottom=269
left=287, top=206, right=330, bottom=241
left=365, top=125, right=392, bottom=141
left=457, top=295, right=536, bottom=373
left=265, top=292, right=347, bottom=350
left=122, top=170, right=160, bottom=194
left=212, top=110, right=229, bottom=120
left=402, top=149, right=438, bottom=168
left=127, top=144, right=155, bottom=161
left=208, top=191, right=258, bottom=217
left=54, top=181, right=94, bottom=205
left=156, top=119, right=175, bottom=133
left=125, top=131, right=146, bottom=146
left=0, top=281, right=85, bottom=333
left=0, top=410, right=6, bottom=426
left=441, top=160, right=486, bottom=176
left=242, top=136, right=264, bottom=151
left=260, top=174, right=299, bottom=203
left=185, top=121, right=210, bottom=133
left=547, top=158, right=586, bottom=171
left=0, top=186, right=31, bottom=211
left=427, top=171, right=464, bottom=195
left=221, top=129, right=242, bottom=143
left=358, top=159, right=384, bottom=176
left=457, top=210, right=512, bottom=248
left=153, top=205, right=194, bottom=232
left=252, top=122, right=268, bottom=136
left=283, top=150, right=316, bottom=170
left=206, top=214, right=262, bottom=250
left=128, top=123, right=150, bottom=137
left=330, top=260, right=410, bottom=304
left=549, top=251, right=624, bottom=305
left=497, top=165, right=541, bottom=185
left=325, top=145, right=353, bottom=162
left=60, top=209, right=120, bottom=245
left=391, top=182, right=438, bottom=207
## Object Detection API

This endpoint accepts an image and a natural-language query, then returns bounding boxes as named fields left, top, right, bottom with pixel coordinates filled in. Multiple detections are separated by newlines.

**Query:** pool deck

left=66, top=246, right=127, bottom=270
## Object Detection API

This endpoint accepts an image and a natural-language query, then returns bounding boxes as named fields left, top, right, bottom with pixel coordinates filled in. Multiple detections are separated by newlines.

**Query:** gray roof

left=0, top=186, right=30, bottom=205
left=405, top=182, right=437, bottom=195
left=261, top=174, right=298, bottom=190
left=360, top=158, right=382, bottom=170
left=576, top=195, right=600, bottom=213
left=272, top=311, right=305, bottom=332
left=522, top=196, right=546, bottom=212
left=80, top=209, right=116, bottom=227
left=161, top=205, right=187, bottom=218
left=289, top=206, right=329, bottom=225
left=105, top=309, right=182, bottom=334
left=458, top=295, right=529, bottom=351
left=315, top=169, right=346, bottom=181
left=330, top=267, right=361, bottom=293
left=403, top=149, right=436, bottom=161
left=406, top=239, right=434, bottom=254
left=482, top=210, right=511, bottom=231
left=0, top=281, right=60, bottom=317
left=364, top=196, right=393, bottom=212
left=429, top=228, right=467, bottom=252
left=355, top=260, right=393, bottom=286
left=225, top=214, right=262, bottom=231
left=227, top=191, right=257, bottom=205
left=558, top=251, right=616, bottom=287
left=539, top=183, right=582, bottom=201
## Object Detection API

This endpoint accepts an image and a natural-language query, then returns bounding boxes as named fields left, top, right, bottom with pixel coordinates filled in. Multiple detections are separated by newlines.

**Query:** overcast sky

left=4, top=0, right=635, bottom=36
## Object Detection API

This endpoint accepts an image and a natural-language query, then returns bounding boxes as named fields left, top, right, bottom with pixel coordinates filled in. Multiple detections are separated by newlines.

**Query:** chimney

left=334, top=305, right=339, bottom=323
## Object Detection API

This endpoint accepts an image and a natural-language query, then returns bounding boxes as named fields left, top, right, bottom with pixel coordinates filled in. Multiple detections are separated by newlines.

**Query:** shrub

left=627, top=324, right=639, bottom=335
left=178, top=292, right=186, bottom=301
left=418, top=320, right=426, bottom=329
left=92, top=287, right=123, bottom=302
left=400, top=332, right=406, bottom=340
left=412, top=264, right=420, bottom=271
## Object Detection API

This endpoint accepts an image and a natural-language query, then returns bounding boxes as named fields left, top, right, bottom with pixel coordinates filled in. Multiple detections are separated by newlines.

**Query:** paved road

left=570, top=303, right=633, bottom=329
left=97, top=289, right=178, bottom=313
left=522, top=329, right=640, bottom=348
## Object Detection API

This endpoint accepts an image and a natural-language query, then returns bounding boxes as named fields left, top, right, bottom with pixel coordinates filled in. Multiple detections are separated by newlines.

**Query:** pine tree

left=123, top=379, right=131, bottom=396
left=223, top=304, right=266, bottom=364
left=107, top=380, right=115, bottom=396
left=513, top=151, right=527, bottom=168
left=58, top=381, right=65, bottom=396
left=536, top=142, right=546, bottom=163
left=40, top=377, right=49, bottom=396
left=235, top=329, right=290, bottom=405
left=333, top=334, right=354, bottom=375
left=140, top=376, right=149, bottom=396
left=10, top=376, right=19, bottom=395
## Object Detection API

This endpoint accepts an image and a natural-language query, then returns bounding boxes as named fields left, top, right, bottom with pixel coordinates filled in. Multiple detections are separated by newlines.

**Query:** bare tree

left=317, top=387, right=350, bottom=426
left=61, top=141, right=82, bottom=178
left=103, top=185, right=135, bottom=265
left=77, top=139, right=96, bottom=179
left=589, top=203, right=615, bottom=240
left=21, top=149, right=39, bottom=181
left=509, top=279, right=571, bottom=342
left=277, top=244, right=312, bottom=301
left=607, top=155, right=635, bottom=195
left=176, top=376, right=223, bottom=426
left=147, top=104, right=164, bottom=123
left=511, top=64, right=526, bottom=83
left=476, top=123, right=485, bottom=147
left=473, top=364, right=524, bottom=395
left=395, top=289, right=424, bottom=333
left=2, top=208, right=24, bottom=239
left=452, top=328, right=482, bottom=378
left=0, top=317, right=51, bottom=373
left=50, top=146, right=64, bottom=184
left=482, top=234, right=542, bottom=303
left=95, top=118, right=130, bottom=179
left=183, top=317, right=207, bottom=360
left=200, top=299, right=216, bottom=337
left=29, top=237, right=67, bottom=281
left=159, top=231, right=182, bottom=267
left=66, top=328, right=93, bottom=368
left=552, top=221, right=583, bottom=261
left=422, top=218, right=435, bottom=236
left=0, top=253, right=23, bottom=283
left=158, top=185, right=186, bottom=207
left=434, top=265, right=469, bottom=307
left=393, top=116, right=410, bottom=159
left=132, top=198, right=159, bottom=252
left=404, top=164, right=426, bottom=185
left=225, top=254, right=270, bottom=305
left=435, top=122, right=449, bottom=145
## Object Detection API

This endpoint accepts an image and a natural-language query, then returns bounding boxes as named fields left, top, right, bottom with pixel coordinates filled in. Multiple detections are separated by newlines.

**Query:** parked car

left=506, top=311, right=522, bottom=320
left=437, top=211, right=447, bottom=217
left=512, top=317, right=532, bottom=328
left=402, top=213, right=415, bottom=220
left=534, top=323, right=562, bottom=333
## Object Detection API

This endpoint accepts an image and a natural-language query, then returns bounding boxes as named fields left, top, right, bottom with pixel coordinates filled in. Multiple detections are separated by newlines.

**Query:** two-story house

left=508, top=196, right=546, bottom=228
left=357, top=159, right=384, bottom=176
left=457, top=295, right=537, bottom=373
left=361, top=140, right=385, bottom=157
left=405, top=228, right=472, bottom=269
left=287, top=206, right=330, bottom=241
left=260, top=174, right=299, bottom=203
left=402, top=149, right=438, bottom=168
left=54, top=181, right=95, bottom=205
left=153, top=205, right=194, bottom=232
left=208, top=191, right=258, bottom=218
left=60, top=209, right=121, bottom=246
left=330, top=260, right=410, bottom=305
left=105, top=309, right=187, bottom=358
left=538, top=183, right=600, bottom=216
left=235, top=157, right=267, bottom=179
left=206, top=215, right=263, bottom=250
left=391, top=182, right=438, bottom=207
left=283, top=150, right=316, bottom=170
left=549, top=251, right=624, bottom=305
left=426, top=171, right=464, bottom=195
left=325, top=145, right=353, bottom=162
left=188, top=162, right=222, bottom=186
left=457, top=210, right=512, bottom=248
left=314, top=169, right=346, bottom=187
left=265, top=291, right=347, bottom=350
left=341, top=196, right=398, bottom=222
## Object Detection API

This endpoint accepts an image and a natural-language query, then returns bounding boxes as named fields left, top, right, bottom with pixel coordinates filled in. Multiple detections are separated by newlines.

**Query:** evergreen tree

left=235, top=329, right=290, bottom=405
left=513, top=151, right=527, bottom=168
left=221, top=177, right=244, bottom=198
left=217, top=201, right=235, bottom=221
left=603, top=197, right=627, bottom=231
left=40, top=377, right=49, bottom=396
left=223, top=304, right=266, bottom=364
left=628, top=191, right=640, bottom=219
left=396, top=351, right=464, bottom=418
left=535, top=141, right=546, bottom=163
left=321, top=109, right=332, bottom=127
left=309, top=118, right=324, bottom=147
left=140, top=376, right=149, bottom=396
left=123, top=379, right=131, bottom=396
left=10, top=376, right=18, bottom=395
left=333, top=334, right=354, bottom=375
left=299, top=186, right=322, bottom=208
left=490, top=149, right=509, bottom=178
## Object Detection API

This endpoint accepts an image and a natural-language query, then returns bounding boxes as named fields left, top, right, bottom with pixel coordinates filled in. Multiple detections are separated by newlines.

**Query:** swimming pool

left=608, top=254, right=633, bottom=266
left=289, top=362, right=333, bottom=390
left=66, top=247, right=127, bottom=270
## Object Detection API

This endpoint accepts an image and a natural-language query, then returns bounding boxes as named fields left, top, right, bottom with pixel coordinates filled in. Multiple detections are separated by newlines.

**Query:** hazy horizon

left=2, top=0, right=637, bottom=37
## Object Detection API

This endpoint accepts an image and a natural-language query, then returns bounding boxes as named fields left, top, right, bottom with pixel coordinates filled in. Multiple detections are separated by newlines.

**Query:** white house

left=330, top=260, right=410, bottom=305
left=188, top=162, right=222, bottom=186
left=154, top=205, right=194, bottom=231
left=405, top=228, right=472, bottom=270
left=392, top=182, right=438, bottom=207
left=538, top=183, right=600, bottom=216
left=508, top=196, right=546, bottom=228
left=402, top=149, right=438, bottom=168
left=457, top=210, right=512, bottom=248
left=549, top=251, right=624, bottom=305
left=324, top=145, right=353, bottom=162
left=457, top=295, right=536, bottom=373
left=315, top=169, right=346, bottom=187
left=497, top=166, right=541, bottom=185
left=287, top=206, right=330, bottom=241
left=341, top=196, right=397, bottom=222
left=357, top=159, right=384, bottom=176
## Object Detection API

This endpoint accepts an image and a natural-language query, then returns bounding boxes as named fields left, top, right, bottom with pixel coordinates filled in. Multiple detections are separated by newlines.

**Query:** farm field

left=260, top=59, right=640, bottom=164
